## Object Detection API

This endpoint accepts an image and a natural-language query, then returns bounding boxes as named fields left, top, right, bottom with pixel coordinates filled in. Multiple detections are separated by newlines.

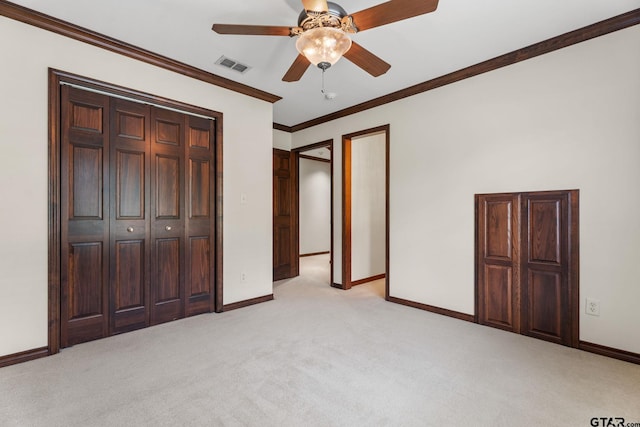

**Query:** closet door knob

left=127, top=226, right=134, bottom=233
left=165, top=226, right=172, bottom=231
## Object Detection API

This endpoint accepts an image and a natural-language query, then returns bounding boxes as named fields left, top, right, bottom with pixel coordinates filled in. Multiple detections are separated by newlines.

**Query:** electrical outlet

left=585, top=298, right=600, bottom=316
left=241, top=272, right=246, bottom=282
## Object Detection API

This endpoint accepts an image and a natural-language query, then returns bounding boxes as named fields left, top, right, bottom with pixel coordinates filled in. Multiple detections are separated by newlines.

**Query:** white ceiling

left=11, top=0, right=640, bottom=126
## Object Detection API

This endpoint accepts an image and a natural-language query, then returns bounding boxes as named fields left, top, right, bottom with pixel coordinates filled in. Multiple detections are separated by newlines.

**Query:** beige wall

left=0, top=17, right=274, bottom=357
left=299, top=158, right=331, bottom=255
left=273, top=129, right=292, bottom=151
left=292, top=26, right=640, bottom=354
left=351, top=132, right=386, bottom=281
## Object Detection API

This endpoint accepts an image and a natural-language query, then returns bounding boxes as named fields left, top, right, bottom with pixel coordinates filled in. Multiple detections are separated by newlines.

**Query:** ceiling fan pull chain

left=320, top=68, right=337, bottom=100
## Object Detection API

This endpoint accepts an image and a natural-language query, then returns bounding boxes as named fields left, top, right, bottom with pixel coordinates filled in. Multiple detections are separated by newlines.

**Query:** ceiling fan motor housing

left=298, top=1, right=347, bottom=30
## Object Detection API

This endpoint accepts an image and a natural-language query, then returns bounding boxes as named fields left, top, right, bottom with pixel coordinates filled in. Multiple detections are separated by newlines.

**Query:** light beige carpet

left=1, top=254, right=639, bottom=426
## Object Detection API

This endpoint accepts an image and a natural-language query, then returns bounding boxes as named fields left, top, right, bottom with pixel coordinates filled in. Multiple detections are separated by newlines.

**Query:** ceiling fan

left=212, top=0, right=439, bottom=82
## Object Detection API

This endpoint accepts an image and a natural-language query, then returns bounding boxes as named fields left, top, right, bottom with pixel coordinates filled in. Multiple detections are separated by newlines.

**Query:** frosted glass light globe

left=296, top=27, right=352, bottom=68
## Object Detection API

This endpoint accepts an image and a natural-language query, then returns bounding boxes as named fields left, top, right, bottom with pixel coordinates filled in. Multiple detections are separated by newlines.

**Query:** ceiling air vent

left=215, top=56, right=251, bottom=74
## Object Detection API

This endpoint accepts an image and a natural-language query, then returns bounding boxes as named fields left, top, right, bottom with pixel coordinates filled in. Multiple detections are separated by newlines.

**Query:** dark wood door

left=109, top=98, right=151, bottom=334
left=476, top=190, right=578, bottom=347
left=185, top=115, right=216, bottom=316
left=476, top=193, right=521, bottom=333
left=521, top=191, right=578, bottom=346
left=60, top=84, right=217, bottom=347
left=273, top=149, right=298, bottom=281
left=60, top=85, right=111, bottom=347
left=150, top=107, right=186, bottom=325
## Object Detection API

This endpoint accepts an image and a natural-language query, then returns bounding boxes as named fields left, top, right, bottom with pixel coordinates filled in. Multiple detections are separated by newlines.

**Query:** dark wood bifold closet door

left=109, top=98, right=152, bottom=334
left=60, top=86, right=110, bottom=347
left=185, top=115, right=216, bottom=316
left=520, top=191, right=577, bottom=346
left=150, top=107, right=185, bottom=325
left=476, top=193, right=521, bottom=333
left=60, top=85, right=216, bottom=347
left=476, top=190, right=578, bottom=347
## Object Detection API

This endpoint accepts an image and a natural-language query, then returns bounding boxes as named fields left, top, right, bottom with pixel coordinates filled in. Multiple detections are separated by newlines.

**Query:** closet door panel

left=110, top=98, right=151, bottom=334
left=526, top=270, right=563, bottom=339
left=521, top=192, right=573, bottom=346
left=113, top=240, right=146, bottom=330
left=114, top=241, right=145, bottom=307
left=60, top=86, right=110, bottom=347
left=64, top=242, right=106, bottom=345
left=476, top=194, right=521, bottom=333
left=116, top=150, right=145, bottom=219
left=70, top=146, right=103, bottom=218
left=150, top=107, right=185, bottom=324
left=68, top=243, right=104, bottom=318
left=483, top=264, right=514, bottom=328
left=185, top=116, right=215, bottom=315
left=189, top=237, right=210, bottom=296
left=156, top=238, right=181, bottom=302
left=155, top=155, right=181, bottom=218
left=189, top=159, right=210, bottom=218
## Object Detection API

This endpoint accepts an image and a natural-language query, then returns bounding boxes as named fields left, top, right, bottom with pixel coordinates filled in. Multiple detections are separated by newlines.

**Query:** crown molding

left=285, top=8, right=640, bottom=133
left=273, top=123, right=293, bottom=132
left=2, top=1, right=636, bottom=132
left=0, top=0, right=281, bottom=104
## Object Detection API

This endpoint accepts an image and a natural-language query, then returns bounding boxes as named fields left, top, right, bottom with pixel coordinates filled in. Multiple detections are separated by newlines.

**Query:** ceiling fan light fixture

left=295, top=27, right=352, bottom=69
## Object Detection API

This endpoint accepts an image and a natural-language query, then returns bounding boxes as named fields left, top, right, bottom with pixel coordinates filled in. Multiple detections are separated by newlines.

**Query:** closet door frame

left=48, top=69, right=224, bottom=355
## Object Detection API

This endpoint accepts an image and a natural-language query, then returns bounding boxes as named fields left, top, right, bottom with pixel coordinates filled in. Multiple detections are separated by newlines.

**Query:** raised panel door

left=185, top=115, right=215, bottom=315
left=59, top=84, right=217, bottom=347
left=109, top=98, right=151, bottom=334
left=150, top=107, right=185, bottom=324
left=476, top=190, right=578, bottom=348
left=60, top=86, right=110, bottom=347
left=521, top=192, right=575, bottom=346
left=273, top=149, right=296, bottom=281
left=476, top=194, right=521, bottom=332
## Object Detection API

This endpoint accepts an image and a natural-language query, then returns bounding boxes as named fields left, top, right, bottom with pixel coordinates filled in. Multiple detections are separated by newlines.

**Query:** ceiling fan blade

left=350, top=0, right=439, bottom=32
left=283, top=54, right=311, bottom=82
left=212, top=24, right=293, bottom=36
left=343, top=42, right=391, bottom=77
left=301, top=0, right=329, bottom=13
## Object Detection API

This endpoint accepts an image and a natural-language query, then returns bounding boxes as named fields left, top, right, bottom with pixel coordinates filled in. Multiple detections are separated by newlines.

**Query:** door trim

left=48, top=69, right=224, bottom=355
left=292, top=140, right=334, bottom=285
left=341, top=125, right=390, bottom=298
left=567, top=190, right=580, bottom=347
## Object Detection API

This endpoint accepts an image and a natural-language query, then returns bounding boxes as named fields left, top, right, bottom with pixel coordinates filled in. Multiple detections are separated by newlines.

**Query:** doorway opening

left=292, top=140, right=334, bottom=285
left=341, top=125, right=389, bottom=299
